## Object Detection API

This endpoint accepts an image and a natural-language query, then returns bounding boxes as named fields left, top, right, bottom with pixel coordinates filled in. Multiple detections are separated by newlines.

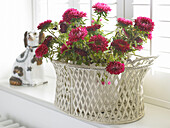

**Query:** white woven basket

left=52, top=56, right=157, bottom=124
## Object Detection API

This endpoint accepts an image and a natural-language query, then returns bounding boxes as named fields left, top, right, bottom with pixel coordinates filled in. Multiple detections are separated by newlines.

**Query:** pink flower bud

left=108, top=81, right=111, bottom=85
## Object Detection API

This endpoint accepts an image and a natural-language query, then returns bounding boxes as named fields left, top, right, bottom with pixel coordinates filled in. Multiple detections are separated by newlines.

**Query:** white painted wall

left=0, top=90, right=97, bottom=128
left=0, top=0, right=32, bottom=79
left=143, top=69, right=170, bottom=109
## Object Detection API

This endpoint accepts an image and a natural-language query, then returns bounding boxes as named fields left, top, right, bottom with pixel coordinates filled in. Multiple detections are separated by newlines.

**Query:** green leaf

left=103, top=17, right=109, bottom=21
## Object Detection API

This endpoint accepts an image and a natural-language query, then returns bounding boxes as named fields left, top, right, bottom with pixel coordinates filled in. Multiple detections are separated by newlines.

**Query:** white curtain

left=0, top=0, right=33, bottom=79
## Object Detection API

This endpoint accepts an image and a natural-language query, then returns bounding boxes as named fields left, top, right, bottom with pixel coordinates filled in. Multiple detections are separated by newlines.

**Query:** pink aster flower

left=92, top=2, right=111, bottom=14
left=133, top=45, right=143, bottom=51
left=59, top=20, right=64, bottom=24
left=101, top=81, right=105, bottom=85
left=135, top=17, right=154, bottom=32
left=37, top=20, right=52, bottom=30
left=35, top=44, right=48, bottom=58
left=117, top=18, right=133, bottom=26
left=69, top=27, right=88, bottom=42
left=88, top=35, right=109, bottom=53
left=106, top=61, right=125, bottom=75
left=86, top=24, right=101, bottom=31
left=62, top=8, right=86, bottom=23
left=108, top=81, right=111, bottom=85
left=147, top=32, right=152, bottom=40
left=62, top=8, right=76, bottom=22
left=111, top=39, right=130, bottom=53
left=60, top=41, right=72, bottom=54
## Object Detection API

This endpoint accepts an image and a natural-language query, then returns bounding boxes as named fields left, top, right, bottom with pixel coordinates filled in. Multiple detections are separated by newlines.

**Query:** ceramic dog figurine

left=9, top=31, right=48, bottom=86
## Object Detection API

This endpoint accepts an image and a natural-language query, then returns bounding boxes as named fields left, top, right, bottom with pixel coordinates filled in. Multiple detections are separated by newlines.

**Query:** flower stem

left=97, top=14, right=101, bottom=22
left=47, top=29, right=58, bottom=40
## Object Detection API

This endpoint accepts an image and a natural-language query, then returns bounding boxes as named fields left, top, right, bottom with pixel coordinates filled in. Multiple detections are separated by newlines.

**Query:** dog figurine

left=9, top=31, right=48, bottom=86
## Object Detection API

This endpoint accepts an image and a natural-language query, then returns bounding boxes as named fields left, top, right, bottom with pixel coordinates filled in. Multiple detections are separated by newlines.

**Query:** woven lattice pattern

left=52, top=56, right=157, bottom=124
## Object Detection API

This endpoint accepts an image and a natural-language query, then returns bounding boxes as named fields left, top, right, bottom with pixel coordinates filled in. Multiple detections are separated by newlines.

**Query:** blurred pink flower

left=88, top=35, right=108, bottom=53
left=106, top=61, right=125, bottom=75
left=108, top=81, right=111, bottom=85
left=69, top=26, right=88, bottom=42
left=135, top=17, right=154, bottom=32
left=101, top=81, right=105, bottom=85
left=37, top=20, right=52, bottom=30
left=62, top=8, right=86, bottom=23
left=92, top=2, right=111, bottom=14
left=117, top=18, right=132, bottom=26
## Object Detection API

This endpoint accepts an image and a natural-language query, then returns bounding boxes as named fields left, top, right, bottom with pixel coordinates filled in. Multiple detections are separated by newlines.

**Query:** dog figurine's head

left=24, top=31, right=45, bottom=47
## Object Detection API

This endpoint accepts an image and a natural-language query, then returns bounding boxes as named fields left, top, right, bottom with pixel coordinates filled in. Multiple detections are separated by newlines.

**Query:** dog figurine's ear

left=39, top=32, right=45, bottom=44
left=24, top=31, right=28, bottom=47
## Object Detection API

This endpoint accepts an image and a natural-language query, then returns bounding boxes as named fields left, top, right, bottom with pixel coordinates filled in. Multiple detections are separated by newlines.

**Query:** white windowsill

left=0, top=76, right=170, bottom=128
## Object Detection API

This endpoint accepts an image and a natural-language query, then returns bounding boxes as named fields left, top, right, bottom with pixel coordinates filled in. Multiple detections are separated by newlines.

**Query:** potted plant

left=35, top=2, right=157, bottom=124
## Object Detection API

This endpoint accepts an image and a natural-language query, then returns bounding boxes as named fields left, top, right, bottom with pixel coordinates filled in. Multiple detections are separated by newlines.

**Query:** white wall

left=0, top=90, right=97, bottom=128
left=143, top=69, right=170, bottom=109
left=0, top=0, right=33, bottom=79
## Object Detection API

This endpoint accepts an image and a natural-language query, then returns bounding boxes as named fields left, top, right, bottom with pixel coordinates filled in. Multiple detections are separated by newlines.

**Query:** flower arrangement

left=35, top=2, right=154, bottom=75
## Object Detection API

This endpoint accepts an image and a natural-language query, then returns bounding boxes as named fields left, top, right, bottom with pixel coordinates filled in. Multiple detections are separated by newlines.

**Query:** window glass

left=133, top=0, right=150, bottom=4
left=48, top=0, right=70, bottom=22
left=133, top=6, right=150, bottom=19
left=131, top=0, right=170, bottom=71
